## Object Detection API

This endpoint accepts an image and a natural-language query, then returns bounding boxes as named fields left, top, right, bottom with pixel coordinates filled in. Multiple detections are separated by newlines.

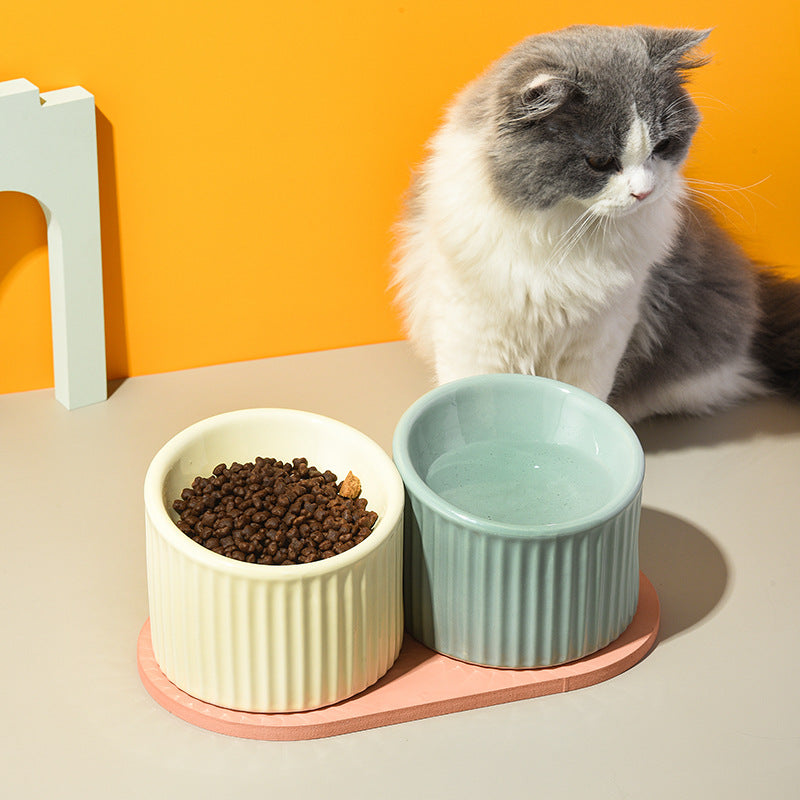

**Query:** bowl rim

left=392, top=374, right=645, bottom=538
left=145, top=408, right=405, bottom=578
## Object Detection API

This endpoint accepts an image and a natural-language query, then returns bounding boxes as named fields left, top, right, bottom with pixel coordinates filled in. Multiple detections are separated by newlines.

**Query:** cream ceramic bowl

left=144, top=408, right=405, bottom=713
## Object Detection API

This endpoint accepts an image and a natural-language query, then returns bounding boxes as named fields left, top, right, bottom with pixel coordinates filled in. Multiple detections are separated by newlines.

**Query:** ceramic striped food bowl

left=144, top=408, right=404, bottom=712
left=393, top=375, right=644, bottom=669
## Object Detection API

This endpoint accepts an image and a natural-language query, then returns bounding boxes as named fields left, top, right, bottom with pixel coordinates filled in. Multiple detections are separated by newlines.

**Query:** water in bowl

left=424, top=440, right=614, bottom=526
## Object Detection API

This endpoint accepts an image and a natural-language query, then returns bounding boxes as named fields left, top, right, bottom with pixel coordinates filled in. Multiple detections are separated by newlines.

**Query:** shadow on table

left=638, top=507, right=729, bottom=643
left=107, top=376, right=126, bottom=398
left=633, top=396, right=800, bottom=455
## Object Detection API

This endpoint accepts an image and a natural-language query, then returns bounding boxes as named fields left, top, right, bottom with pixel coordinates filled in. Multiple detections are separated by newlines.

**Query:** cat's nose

left=631, top=188, right=653, bottom=201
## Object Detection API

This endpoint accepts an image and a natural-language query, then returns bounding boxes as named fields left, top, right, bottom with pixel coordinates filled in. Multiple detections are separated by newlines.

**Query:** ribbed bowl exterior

left=144, top=408, right=405, bottom=713
left=393, top=375, right=645, bottom=669
left=146, top=509, right=403, bottom=712
left=403, top=487, right=641, bottom=667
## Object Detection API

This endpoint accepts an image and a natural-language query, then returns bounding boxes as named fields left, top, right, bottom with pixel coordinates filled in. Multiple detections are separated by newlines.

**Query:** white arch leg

left=0, top=79, right=106, bottom=409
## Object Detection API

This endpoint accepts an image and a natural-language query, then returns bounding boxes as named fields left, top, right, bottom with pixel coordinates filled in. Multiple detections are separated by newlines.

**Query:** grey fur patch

left=609, top=202, right=762, bottom=406
left=459, top=25, right=707, bottom=210
left=753, top=270, right=800, bottom=398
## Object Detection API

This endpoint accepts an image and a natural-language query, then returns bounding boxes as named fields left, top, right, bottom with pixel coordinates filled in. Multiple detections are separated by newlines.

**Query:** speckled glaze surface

left=145, top=409, right=405, bottom=712
left=393, top=375, right=644, bottom=668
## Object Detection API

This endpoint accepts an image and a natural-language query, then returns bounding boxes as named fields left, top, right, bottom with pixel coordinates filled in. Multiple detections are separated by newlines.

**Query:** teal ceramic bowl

left=392, top=374, right=644, bottom=668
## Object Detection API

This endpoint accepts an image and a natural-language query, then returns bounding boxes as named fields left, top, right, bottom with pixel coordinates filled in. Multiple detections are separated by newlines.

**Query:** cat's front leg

left=558, top=312, right=639, bottom=402
left=432, top=325, right=532, bottom=385
left=569, top=356, right=620, bottom=402
left=434, top=348, right=521, bottom=385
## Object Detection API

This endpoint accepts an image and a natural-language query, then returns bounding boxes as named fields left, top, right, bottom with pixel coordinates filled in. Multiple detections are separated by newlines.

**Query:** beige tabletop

left=2, top=341, right=799, bottom=799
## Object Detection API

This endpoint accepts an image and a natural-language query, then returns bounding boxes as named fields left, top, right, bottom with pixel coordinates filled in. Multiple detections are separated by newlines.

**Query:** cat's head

left=469, top=26, right=710, bottom=216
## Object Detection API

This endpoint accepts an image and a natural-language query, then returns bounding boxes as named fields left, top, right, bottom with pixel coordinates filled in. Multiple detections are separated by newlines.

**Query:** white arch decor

left=0, top=78, right=106, bottom=409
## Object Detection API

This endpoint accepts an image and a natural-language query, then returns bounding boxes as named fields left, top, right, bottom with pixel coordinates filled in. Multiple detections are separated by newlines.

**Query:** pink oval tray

left=138, top=572, right=659, bottom=740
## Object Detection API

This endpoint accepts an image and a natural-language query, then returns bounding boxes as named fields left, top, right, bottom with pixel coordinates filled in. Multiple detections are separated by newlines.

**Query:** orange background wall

left=1, top=0, right=798, bottom=394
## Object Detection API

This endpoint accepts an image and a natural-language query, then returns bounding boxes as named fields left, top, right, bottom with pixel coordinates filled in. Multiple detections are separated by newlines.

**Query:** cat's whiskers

left=662, top=94, right=695, bottom=120
left=686, top=176, right=774, bottom=208
left=546, top=207, right=599, bottom=270
left=686, top=92, right=733, bottom=112
left=675, top=193, right=705, bottom=229
left=685, top=175, right=773, bottom=226
left=685, top=185, right=748, bottom=223
left=599, top=213, right=618, bottom=255
left=661, top=92, right=724, bottom=124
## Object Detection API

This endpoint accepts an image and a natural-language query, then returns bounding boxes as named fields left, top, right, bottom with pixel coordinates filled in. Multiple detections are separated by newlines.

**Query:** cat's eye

left=585, top=155, right=620, bottom=173
left=652, top=138, right=672, bottom=156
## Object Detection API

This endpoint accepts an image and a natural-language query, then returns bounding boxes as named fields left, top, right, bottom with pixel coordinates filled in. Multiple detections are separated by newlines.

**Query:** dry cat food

left=172, top=457, right=378, bottom=565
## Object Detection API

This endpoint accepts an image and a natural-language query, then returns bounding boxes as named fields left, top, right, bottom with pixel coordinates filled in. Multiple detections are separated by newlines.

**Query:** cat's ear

left=639, top=27, right=712, bottom=72
left=514, top=74, right=575, bottom=121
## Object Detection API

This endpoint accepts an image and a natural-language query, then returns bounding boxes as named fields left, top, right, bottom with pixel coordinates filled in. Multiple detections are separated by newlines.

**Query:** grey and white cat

left=393, top=25, right=800, bottom=422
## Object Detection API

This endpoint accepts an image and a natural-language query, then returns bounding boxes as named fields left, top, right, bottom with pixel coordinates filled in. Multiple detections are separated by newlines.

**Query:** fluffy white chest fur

left=395, top=116, right=684, bottom=401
